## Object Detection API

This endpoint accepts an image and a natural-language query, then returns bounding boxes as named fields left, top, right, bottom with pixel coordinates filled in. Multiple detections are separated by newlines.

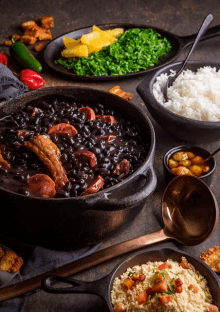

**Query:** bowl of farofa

left=137, top=61, right=220, bottom=143
left=41, top=248, right=220, bottom=312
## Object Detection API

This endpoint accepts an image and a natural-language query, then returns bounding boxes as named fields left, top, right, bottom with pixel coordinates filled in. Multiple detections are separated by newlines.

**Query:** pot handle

left=180, top=23, right=220, bottom=48
left=41, top=275, right=109, bottom=301
left=82, top=165, right=157, bottom=210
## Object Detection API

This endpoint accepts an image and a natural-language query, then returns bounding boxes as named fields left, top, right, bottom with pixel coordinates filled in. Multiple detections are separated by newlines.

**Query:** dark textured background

left=0, top=0, right=220, bottom=311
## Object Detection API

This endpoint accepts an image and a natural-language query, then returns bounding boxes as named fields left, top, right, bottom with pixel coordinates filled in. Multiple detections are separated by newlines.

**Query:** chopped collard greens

left=55, top=28, right=171, bottom=76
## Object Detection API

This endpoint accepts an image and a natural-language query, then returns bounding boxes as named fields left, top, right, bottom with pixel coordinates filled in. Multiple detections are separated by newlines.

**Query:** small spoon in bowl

left=201, top=146, right=220, bottom=164
left=164, top=14, right=213, bottom=102
left=0, top=175, right=218, bottom=302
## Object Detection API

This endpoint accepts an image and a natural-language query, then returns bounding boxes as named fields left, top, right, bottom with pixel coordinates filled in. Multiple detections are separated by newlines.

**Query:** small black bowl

left=137, top=60, right=220, bottom=143
left=163, top=145, right=216, bottom=185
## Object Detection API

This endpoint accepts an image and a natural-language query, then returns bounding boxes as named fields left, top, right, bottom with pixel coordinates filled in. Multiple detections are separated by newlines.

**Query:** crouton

left=40, top=16, right=54, bottom=28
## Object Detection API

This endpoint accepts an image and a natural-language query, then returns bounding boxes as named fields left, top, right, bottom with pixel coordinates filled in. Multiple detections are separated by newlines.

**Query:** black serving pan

left=41, top=247, right=220, bottom=311
left=42, top=22, right=220, bottom=81
left=0, top=86, right=156, bottom=250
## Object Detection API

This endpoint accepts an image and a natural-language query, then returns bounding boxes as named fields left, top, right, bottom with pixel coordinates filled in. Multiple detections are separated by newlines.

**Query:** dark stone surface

left=0, top=0, right=220, bottom=311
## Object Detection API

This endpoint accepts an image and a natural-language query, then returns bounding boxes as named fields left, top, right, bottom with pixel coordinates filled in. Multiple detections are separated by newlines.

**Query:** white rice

left=111, top=258, right=214, bottom=312
left=152, top=66, right=220, bottom=122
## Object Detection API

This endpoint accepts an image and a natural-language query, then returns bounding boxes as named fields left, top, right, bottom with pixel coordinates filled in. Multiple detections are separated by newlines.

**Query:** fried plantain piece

left=33, top=43, right=44, bottom=52
left=21, top=20, right=38, bottom=31
left=108, top=85, right=133, bottom=100
left=4, top=40, right=12, bottom=46
left=10, top=256, right=24, bottom=273
left=200, top=246, right=220, bottom=272
left=0, top=250, right=23, bottom=273
left=0, top=247, right=5, bottom=258
left=12, top=34, right=21, bottom=41
left=20, top=35, right=37, bottom=45
left=38, top=28, right=52, bottom=41
left=40, top=16, right=54, bottom=29
left=179, top=257, right=194, bottom=270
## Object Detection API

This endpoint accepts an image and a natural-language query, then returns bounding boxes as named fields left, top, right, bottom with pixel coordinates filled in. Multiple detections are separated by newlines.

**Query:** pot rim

left=0, top=86, right=156, bottom=201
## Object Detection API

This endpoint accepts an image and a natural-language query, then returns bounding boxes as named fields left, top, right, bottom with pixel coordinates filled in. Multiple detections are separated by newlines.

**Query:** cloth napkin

left=0, top=64, right=28, bottom=101
left=0, top=241, right=100, bottom=312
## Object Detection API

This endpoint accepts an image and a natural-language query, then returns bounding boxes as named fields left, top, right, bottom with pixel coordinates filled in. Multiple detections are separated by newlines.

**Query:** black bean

left=64, top=181, right=72, bottom=191
left=72, top=184, right=81, bottom=191
left=75, top=172, right=88, bottom=179
left=57, top=190, right=70, bottom=198
left=80, top=183, right=88, bottom=191
left=18, top=188, right=30, bottom=196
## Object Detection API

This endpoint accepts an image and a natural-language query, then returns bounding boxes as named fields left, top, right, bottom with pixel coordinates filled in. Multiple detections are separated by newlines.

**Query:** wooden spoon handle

left=203, top=146, right=220, bottom=164
left=0, top=229, right=169, bottom=302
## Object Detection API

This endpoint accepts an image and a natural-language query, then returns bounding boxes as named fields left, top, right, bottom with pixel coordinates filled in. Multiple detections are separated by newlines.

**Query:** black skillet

left=42, top=22, right=220, bottom=80
left=41, top=247, right=220, bottom=311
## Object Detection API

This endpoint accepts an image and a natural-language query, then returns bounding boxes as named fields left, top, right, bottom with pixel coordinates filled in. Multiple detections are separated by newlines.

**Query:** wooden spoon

left=201, top=146, right=220, bottom=164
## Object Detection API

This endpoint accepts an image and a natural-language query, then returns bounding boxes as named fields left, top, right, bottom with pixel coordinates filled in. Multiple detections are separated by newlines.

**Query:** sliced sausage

left=96, top=115, right=117, bottom=125
left=207, top=305, right=219, bottom=312
left=158, top=295, right=173, bottom=305
left=79, top=107, right=96, bottom=121
left=136, top=292, right=147, bottom=305
left=174, top=278, right=183, bottom=293
left=74, top=151, right=97, bottom=167
left=100, top=135, right=116, bottom=143
left=26, top=174, right=56, bottom=198
left=81, top=175, right=104, bottom=196
left=48, top=123, right=78, bottom=136
left=16, top=129, right=34, bottom=139
left=112, top=159, right=130, bottom=176
left=180, top=257, right=193, bottom=269
left=0, top=152, right=11, bottom=170
left=28, top=107, right=43, bottom=117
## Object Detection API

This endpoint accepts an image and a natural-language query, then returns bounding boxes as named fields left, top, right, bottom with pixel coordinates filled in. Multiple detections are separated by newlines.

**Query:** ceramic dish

left=41, top=247, right=220, bottom=311
left=42, top=23, right=220, bottom=81
left=137, top=60, right=220, bottom=143
left=163, top=146, right=216, bottom=185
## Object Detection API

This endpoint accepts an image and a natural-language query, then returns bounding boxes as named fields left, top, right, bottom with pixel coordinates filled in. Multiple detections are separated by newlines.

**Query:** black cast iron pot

left=0, top=87, right=156, bottom=250
left=41, top=247, right=220, bottom=311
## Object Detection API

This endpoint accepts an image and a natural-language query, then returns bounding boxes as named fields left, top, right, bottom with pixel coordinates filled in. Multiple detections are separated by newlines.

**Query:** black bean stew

left=0, top=95, right=147, bottom=198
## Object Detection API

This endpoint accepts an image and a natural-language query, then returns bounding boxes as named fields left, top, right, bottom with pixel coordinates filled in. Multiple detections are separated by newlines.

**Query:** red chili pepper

left=0, top=53, right=8, bottom=66
left=20, top=69, right=45, bottom=90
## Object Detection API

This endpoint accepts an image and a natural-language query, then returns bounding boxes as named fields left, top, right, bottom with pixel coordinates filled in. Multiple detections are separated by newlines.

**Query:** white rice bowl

left=152, top=66, right=220, bottom=122
left=111, top=258, right=215, bottom=312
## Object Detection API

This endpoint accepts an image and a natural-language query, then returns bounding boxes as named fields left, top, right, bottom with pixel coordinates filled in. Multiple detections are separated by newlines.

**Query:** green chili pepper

left=10, top=38, right=42, bottom=73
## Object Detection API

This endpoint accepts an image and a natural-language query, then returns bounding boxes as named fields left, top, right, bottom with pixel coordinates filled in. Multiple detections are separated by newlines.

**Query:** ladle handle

left=0, top=229, right=169, bottom=302
left=177, top=14, right=213, bottom=77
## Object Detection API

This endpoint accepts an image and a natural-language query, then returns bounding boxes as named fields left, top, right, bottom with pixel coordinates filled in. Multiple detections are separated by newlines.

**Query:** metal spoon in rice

left=163, top=14, right=213, bottom=102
